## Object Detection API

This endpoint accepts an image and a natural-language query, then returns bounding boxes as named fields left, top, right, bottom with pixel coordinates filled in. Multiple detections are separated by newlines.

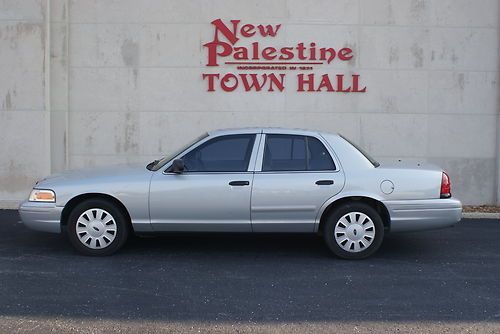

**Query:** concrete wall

left=0, top=0, right=50, bottom=208
left=0, top=0, right=499, bottom=207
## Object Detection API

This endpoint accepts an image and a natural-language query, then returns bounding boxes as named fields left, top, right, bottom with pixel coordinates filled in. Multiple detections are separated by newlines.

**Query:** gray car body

left=19, top=128, right=462, bottom=234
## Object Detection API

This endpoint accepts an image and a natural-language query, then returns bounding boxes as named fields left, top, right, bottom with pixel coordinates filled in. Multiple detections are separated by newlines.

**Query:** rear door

left=251, top=133, right=344, bottom=232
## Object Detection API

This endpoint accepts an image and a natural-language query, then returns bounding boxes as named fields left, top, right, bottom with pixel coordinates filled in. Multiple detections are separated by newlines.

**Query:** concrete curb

left=463, top=212, right=500, bottom=220
left=0, top=201, right=20, bottom=210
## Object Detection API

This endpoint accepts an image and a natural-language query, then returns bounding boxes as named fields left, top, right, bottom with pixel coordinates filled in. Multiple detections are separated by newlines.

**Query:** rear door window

left=262, top=135, right=335, bottom=171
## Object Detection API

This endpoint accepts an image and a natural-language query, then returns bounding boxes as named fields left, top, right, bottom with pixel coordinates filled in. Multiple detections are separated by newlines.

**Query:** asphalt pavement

left=0, top=209, right=499, bottom=333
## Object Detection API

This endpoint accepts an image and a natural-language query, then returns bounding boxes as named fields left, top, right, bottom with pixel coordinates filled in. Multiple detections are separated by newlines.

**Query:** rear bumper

left=383, top=197, right=462, bottom=233
left=18, top=201, right=63, bottom=233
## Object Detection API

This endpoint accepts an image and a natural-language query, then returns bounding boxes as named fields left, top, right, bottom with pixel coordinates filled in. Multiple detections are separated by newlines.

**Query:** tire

left=323, top=202, right=384, bottom=260
left=67, top=199, right=129, bottom=256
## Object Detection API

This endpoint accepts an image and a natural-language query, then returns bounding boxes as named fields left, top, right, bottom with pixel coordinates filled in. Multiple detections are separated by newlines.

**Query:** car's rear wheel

left=67, top=199, right=129, bottom=256
left=323, top=202, right=384, bottom=259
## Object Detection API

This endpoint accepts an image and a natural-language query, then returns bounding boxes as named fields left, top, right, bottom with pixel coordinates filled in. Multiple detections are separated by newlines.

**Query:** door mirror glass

left=170, top=159, right=185, bottom=174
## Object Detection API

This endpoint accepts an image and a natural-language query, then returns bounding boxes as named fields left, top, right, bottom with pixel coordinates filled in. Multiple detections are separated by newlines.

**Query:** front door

left=251, top=133, right=345, bottom=232
left=149, top=134, right=259, bottom=232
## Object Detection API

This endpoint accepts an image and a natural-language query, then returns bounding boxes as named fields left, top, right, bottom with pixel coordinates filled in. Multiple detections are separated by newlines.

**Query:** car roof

left=208, top=127, right=339, bottom=137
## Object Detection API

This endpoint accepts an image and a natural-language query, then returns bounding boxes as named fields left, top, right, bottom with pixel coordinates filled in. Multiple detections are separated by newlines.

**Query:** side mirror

left=170, top=159, right=185, bottom=174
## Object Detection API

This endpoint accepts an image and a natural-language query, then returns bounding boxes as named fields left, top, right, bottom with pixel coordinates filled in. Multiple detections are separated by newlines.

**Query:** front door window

left=182, top=134, right=256, bottom=172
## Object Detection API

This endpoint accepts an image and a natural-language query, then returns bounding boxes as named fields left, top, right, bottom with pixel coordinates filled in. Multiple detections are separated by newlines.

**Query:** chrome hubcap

left=334, top=212, right=375, bottom=253
left=76, top=208, right=117, bottom=249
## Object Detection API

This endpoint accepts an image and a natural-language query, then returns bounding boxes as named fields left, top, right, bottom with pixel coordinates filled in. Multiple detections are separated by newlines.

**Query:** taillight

left=440, top=172, right=451, bottom=198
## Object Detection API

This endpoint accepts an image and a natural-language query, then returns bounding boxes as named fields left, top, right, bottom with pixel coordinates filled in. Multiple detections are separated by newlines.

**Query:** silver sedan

left=19, top=128, right=462, bottom=259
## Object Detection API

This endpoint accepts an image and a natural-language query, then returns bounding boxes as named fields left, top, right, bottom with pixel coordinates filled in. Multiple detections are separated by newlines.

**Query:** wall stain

left=389, top=46, right=399, bottom=64
left=61, top=1, right=66, bottom=21
left=3, top=91, right=12, bottom=110
left=410, top=0, right=426, bottom=19
left=383, top=96, right=398, bottom=113
left=411, top=43, right=424, bottom=68
left=121, top=38, right=139, bottom=67
left=132, top=68, right=138, bottom=88
left=387, top=1, right=396, bottom=24
left=457, top=73, right=466, bottom=103
left=2, top=23, right=42, bottom=50
left=39, top=0, right=46, bottom=22
left=358, top=117, right=370, bottom=153
left=491, top=77, right=497, bottom=87
left=158, top=139, right=163, bottom=154
left=115, top=113, right=139, bottom=154
left=63, top=131, right=67, bottom=165
left=122, top=39, right=139, bottom=90
left=60, top=28, right=67, bottom=67
left=123, top=113, right=139, bottom=153
left=457, top=73, right=465, bottom=90
left=438, top=46, right=459, bottom=64
left=85, top=135, right=93, bottom=148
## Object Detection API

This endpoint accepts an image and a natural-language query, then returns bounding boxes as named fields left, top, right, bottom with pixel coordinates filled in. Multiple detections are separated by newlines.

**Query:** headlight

left=29, top=189, right=56, bottom=202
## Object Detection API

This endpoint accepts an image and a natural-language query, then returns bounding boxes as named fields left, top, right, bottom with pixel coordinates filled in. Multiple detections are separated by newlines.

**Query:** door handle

left=229, top=181, right=250, bottom=186
left=315, top=180, right=334, bottom=185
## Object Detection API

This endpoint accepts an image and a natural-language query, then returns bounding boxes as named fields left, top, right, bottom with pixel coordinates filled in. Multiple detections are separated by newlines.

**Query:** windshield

left=147, top=133, right=209, bottom=171
left=340, top=135, right=380, bottom=167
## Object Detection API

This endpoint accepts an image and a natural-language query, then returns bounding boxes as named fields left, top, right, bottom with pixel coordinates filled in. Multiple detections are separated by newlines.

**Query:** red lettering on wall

left=297, top=74, right=315, bottom=92
left=317, top=75, right=335, bottom=92
left=202, top=73, right=219, bottom=91
left=338, top=48, right=353, bottom=61
left=336, top=75, right=351, bottom=93
left=202, top=19, right=367, bottom=93
left=203, top=73, right=285, bottom=92
left=240, top=24, right=255, bottom=37
left=352, top=74, right=367, bottom=93
left=211, top=19, right=240, bottom=44
left=257, top=24, right=281, bottom=37
left=240, top=73, right=267, bottom=91
left=220, top=74, right=239, bottom=92
left=295, top=74, right=366, bottom=93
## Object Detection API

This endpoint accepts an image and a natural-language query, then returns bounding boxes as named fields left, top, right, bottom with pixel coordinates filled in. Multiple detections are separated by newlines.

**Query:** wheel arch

left=60, top=193, right=134, bottom=232
left=317, top=196, right=391, bottom=235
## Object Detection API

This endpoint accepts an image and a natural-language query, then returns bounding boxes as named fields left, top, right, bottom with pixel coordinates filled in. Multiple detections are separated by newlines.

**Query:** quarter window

left=262, top=135, right=335, bottom=171
left=181, top=134, right=255, bottom=172
left=308, top=136, right=335, bottom=170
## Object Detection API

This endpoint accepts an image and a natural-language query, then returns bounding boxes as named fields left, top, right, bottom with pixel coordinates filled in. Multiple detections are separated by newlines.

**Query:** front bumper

left=18, top=200, right=63, bottom=233
left=383, top=197, right=462, bottom=233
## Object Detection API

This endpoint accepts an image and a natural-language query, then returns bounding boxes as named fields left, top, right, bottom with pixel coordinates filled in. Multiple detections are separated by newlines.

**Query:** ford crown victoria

left=19, top=128, right=462, bottom=259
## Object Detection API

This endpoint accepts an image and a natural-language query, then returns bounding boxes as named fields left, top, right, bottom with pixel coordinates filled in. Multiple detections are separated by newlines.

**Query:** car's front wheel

left=67, top=199, right=129, bottom=256
left=323, top=202, right=384, bottom=259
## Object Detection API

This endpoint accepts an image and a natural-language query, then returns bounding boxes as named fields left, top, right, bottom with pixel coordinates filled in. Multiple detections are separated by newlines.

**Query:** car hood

left=36, top=164, right=152, bottom=188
